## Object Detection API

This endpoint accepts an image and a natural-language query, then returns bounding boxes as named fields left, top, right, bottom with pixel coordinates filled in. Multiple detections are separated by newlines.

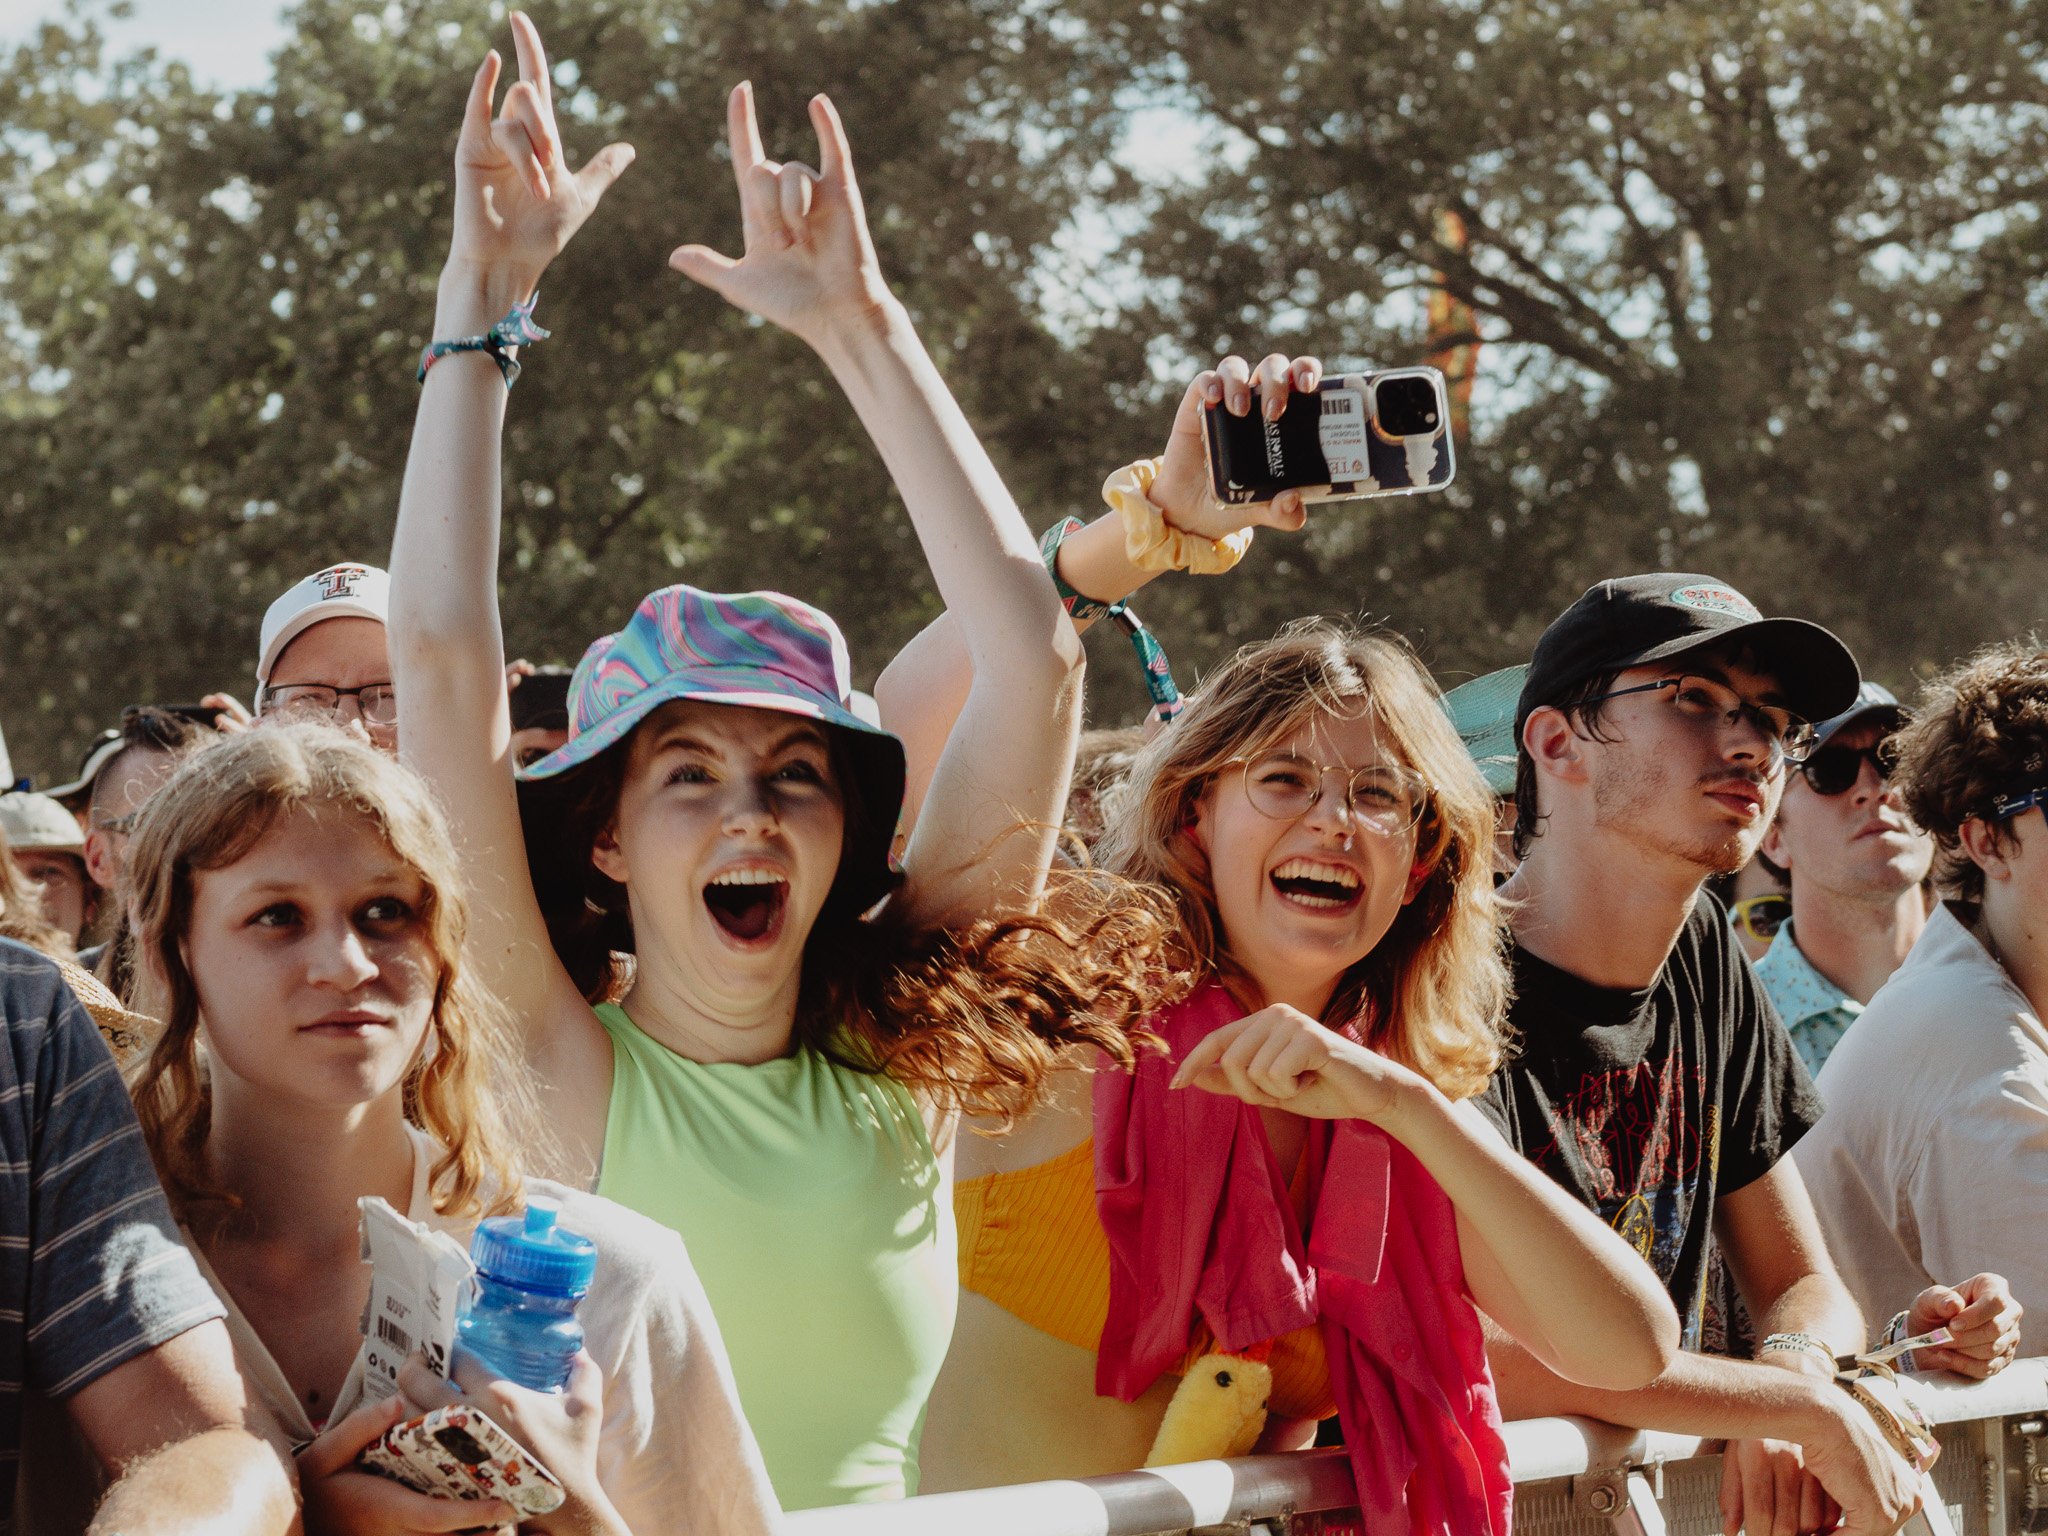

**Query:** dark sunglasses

left=1798, top=739, right=1898, bottom=797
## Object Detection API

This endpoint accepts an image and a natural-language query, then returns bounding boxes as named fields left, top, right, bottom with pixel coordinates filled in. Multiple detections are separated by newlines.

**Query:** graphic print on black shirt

left=1477, top=896, right=1822, bottom=1349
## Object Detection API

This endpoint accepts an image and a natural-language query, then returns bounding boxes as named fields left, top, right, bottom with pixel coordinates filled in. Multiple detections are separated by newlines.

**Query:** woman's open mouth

left=1269, top=857, right=1364, bottom=912
left=703, top=868, right=791, bottom=947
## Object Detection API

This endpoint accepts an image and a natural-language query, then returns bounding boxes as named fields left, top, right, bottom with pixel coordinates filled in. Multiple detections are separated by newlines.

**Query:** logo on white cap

left=1668, top=585, right=1762, bottom=621
left=315, top=564, right=372, bottom=601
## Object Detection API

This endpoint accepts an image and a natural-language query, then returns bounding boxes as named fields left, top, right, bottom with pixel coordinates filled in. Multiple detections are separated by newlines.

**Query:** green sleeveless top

left=591, top=1003, right=955, bottom=1510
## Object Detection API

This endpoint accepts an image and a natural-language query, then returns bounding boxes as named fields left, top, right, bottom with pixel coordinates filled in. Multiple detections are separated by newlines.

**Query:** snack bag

left=327, top=1196, right=475, bottom=1423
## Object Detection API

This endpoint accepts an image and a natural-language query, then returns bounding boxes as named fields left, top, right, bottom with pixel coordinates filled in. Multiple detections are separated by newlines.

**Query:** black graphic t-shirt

left=1476, top=896, right=1824, bottom=1349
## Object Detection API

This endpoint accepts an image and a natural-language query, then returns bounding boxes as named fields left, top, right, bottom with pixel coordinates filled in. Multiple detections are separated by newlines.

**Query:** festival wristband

left=1758, top=1332, right=1839, bottom=1374
left=417, top=294, right=549, bottom=388
left=1844, top=1324, right=1951, bottom=1373
left=1111, top=606, right=1184, bottom=723
left=1038, top=518, right=1121, bottom=622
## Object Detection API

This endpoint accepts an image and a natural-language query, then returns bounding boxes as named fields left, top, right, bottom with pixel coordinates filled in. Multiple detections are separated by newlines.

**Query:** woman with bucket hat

left=389, top=15, right=1169, bottom=1510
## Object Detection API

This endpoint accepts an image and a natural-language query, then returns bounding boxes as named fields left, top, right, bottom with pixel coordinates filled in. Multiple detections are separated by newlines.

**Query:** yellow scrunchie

left=1103, top=458, right=1254, bottom=576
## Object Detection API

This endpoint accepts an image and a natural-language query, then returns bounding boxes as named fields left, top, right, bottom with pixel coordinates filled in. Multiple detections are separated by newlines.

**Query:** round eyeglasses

left=1229, top=752, right=1426, bottom=836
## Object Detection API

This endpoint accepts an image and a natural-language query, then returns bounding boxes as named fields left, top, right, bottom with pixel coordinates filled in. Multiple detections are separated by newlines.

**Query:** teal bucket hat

left=1442, top=664, right=1529, bottom=798
left=521, top=585, right=907, bottom=913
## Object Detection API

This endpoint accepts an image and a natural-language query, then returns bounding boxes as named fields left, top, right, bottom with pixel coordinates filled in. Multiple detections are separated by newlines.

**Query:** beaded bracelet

left=417, top=293, right=550, bottom=389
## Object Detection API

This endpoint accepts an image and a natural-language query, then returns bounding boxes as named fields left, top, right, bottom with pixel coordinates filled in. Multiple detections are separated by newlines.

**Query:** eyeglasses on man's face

left=261, top=682, right=398, bottom=727
left=1580, top=674, right=1815, bottom=765
left=1229, top=752, right=1426, bottom=836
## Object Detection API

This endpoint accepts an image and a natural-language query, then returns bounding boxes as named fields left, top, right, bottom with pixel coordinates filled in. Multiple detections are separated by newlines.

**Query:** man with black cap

left=1752, top=683, right=1934, bottom=1077
left=1478, top=575, right=1923, bottom=1535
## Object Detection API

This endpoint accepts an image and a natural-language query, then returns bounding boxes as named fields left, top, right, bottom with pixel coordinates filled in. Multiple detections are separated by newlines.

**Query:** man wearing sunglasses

left=1794, top=641, right=2046, bottom=1353
left=1753, top=683, right=1934, bottom=1077
left=1476, top=575, right=1929, bottom=1536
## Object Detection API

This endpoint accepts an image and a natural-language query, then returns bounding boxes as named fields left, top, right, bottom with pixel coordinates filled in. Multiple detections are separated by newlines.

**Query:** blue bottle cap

left=469, top=1198, right=597, bottom=1298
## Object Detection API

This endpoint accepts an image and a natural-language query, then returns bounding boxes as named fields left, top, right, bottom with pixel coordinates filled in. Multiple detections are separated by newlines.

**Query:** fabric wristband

left=418, top=293, right=549, bottom=389
left=1039, top=517, right=1120, bottom=622
left=1036, top=518, right=1185, bottom=723
left=1102, top=458, right=1253, bottom=575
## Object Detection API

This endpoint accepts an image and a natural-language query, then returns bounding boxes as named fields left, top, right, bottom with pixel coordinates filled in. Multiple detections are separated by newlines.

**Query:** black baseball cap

left=1811, top=680, right=1908, bottom=752
left=1516, top=574, right=1861, bottom=739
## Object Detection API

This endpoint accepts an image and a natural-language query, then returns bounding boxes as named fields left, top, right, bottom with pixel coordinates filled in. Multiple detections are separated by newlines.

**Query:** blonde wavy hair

left=1094, top=620, right=1510, bottom=1099
left=127, top=724, right=530, bottom=1230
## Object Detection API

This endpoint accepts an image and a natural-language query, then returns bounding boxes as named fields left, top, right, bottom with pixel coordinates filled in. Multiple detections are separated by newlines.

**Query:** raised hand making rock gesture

left=670, top=83, right=894, bottom=352
left=440, top=12, right=633, bottom=329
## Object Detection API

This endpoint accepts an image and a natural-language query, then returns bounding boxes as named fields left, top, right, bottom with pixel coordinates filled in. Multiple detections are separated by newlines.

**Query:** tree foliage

left=3, top=0, right=2044, bottom=779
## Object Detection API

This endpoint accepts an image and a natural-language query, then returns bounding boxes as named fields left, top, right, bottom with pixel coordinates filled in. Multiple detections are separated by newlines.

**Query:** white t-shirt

left=1793, top=902, right=2048, bottom=1327
left=198, top=1126, right=782, bottom=1536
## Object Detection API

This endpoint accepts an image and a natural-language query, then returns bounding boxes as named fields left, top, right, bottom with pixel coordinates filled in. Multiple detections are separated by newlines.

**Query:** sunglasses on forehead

left=1797, top=737, right=1899, bottom=797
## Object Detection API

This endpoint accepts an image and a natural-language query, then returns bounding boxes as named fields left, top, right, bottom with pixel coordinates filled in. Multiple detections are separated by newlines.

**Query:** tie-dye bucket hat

left=520, top=585, right=907, bottom=909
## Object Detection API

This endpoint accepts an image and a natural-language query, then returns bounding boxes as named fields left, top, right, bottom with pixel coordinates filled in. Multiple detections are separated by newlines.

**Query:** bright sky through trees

left=1, top=0, right=286, bottom=90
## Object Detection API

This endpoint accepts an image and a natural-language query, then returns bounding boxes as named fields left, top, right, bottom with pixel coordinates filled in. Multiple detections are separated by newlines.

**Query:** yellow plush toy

left=1144, top=1349, right=1273, bottom=1467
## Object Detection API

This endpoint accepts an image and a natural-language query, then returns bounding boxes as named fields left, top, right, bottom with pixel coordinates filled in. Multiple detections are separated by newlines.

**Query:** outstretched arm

left=389, top=15, right=633, bottom=1145
left=671, top=86, right=1082, bottom=929
left=1174, top=1005, right=1681, bottom=1391
left=873, top=355, right=1314, bottom=833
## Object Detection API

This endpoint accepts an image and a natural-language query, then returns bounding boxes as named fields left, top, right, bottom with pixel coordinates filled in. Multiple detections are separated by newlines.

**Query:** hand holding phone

left=1202, top=365, right=1455, bottom=506
left=360, top=1402, right=567, bottom=1517
left=298, top=1395, right=518, bottom=1534
left=1148, top=354, right=1325, bottom=541
left=398, top=1347, right=631, bottom=1536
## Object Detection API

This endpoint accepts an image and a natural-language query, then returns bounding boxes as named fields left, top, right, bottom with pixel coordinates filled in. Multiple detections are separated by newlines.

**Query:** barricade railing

left=785, top=1359, right=2048, bottom=1536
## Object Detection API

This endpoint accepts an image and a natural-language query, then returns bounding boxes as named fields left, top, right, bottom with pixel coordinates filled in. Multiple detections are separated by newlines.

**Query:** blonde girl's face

left=183, top=805, right=438, bottom=1111
left=1189, top=710, right=1424, bottom=1016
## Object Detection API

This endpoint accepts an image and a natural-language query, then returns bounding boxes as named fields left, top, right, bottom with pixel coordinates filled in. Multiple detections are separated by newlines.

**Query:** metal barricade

left=786, top=1360, right=2048, bottom=1536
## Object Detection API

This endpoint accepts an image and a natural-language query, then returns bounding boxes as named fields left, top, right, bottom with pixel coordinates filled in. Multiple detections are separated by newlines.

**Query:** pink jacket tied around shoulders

left=1094, top=983, right=1512, bottom=1536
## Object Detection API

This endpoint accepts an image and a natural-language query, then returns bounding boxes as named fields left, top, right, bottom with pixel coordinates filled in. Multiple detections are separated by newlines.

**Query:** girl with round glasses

left=912, top=360, right=1680, bottom=1528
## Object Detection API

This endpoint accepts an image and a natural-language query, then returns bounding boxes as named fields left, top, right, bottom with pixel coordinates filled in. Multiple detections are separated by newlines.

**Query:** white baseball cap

left=0, top=791, right=85, bottom=854
left=257, top=563, right=391, bottom=686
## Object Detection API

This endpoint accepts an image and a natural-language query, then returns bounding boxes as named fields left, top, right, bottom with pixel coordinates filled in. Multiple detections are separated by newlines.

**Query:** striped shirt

left=0, top=940, right=223, bottom=1528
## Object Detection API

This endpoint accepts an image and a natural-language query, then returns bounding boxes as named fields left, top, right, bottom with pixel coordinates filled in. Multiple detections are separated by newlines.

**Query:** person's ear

left=1182, top=786, right=1213, bottom=854
left=590, top=822, right=629, bottom=884
left=1402, top=856, right=1432, bottom=904
left=1958, top=818, right=2013, bottom=884
left=1760, top=815, right=1791, bottom=874
left=83, top=828, right=117, bottom=891
left=1522, top=707, right=1588, bottom=786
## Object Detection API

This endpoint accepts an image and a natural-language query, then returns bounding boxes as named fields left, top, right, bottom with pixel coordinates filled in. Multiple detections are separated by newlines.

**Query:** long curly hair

left=1893, top=637, right=2048, bottom=904
left=126, top=725, right=532, bottom=1231
left=1093, top=619, right=1510, bottom=1100
left=518, top=717, right=1184, bottom=1122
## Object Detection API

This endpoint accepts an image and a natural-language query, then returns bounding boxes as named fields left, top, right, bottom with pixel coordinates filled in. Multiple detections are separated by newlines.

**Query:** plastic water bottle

left=455, top=1199, right=597, bottom=1392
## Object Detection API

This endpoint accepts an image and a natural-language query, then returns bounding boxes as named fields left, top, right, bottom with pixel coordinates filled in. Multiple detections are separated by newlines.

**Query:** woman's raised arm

left=873, top=355, right=1315, bottom=837
left=670, top=86, right=1079, bottom=931
left=390, top=15, right=632, bottom=1079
